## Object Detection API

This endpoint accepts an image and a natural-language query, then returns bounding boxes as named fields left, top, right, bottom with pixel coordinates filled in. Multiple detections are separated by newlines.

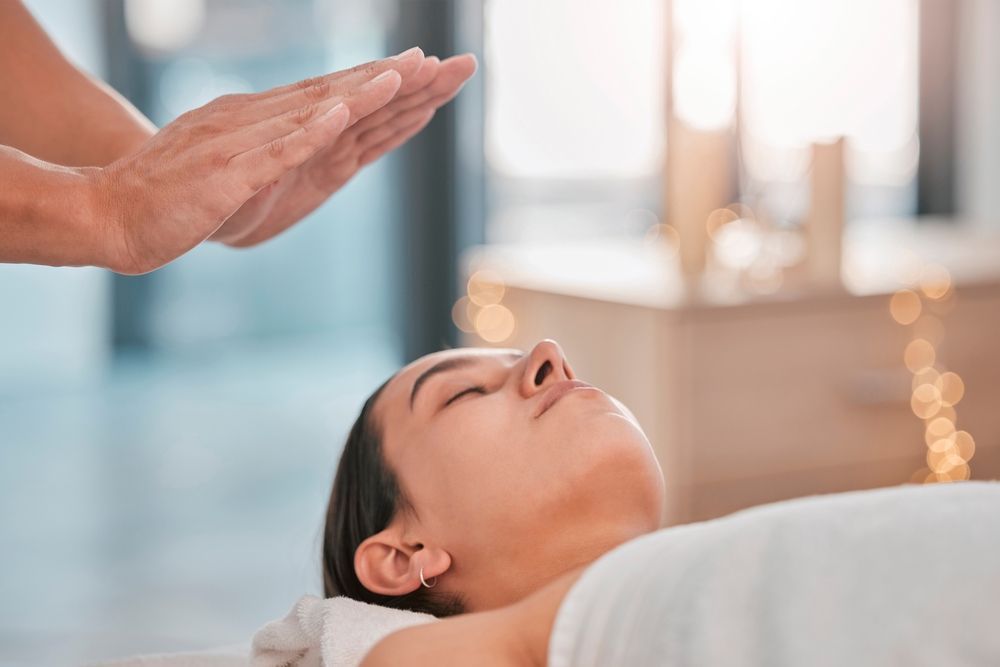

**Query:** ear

left=355, top=526, right=452, bottom=597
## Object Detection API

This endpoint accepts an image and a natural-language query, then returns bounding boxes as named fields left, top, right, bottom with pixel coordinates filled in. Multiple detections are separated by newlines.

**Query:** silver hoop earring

left=419, top=566, right=437, bottom=589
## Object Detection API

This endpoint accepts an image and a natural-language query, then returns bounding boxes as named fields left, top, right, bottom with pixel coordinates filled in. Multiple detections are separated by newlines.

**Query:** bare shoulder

left=360, top=606, right=527, bottom=667
left=361, top=569, right=585, bottom=667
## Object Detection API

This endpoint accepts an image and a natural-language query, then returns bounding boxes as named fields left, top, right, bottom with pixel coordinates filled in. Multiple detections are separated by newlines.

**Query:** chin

left=557, top=412, right=665, bottom=523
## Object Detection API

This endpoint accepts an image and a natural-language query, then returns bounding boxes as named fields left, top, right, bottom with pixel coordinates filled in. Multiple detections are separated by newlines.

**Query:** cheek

left=398, top=407, right=521, bottom=519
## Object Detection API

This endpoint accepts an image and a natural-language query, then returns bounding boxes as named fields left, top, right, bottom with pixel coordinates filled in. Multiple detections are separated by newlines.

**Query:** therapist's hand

left=91, top=49, right=426, bottom=274
left=211, top=52, right=477, bottom=247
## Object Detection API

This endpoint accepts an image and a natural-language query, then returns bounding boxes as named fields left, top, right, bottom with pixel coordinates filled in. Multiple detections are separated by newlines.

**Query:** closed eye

left=444, top=385, right=487, bottom=407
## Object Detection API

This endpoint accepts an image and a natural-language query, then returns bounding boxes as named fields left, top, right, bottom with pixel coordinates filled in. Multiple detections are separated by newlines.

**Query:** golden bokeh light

left=918, top=264, right=952, bottom=300
left=926, top=471, right=959, bottom=484
left=910, top=383, right=942, bottom=419
left=451, top=296, right=476, bottom=334
left=474, top=304, right=516, bottom=343
left=947, top=463, right=971, bottom=481
left=925, top=416, right=955, bottom=446
left=705, top=207, right=740, bottom=240
left=926, top=449, right=965, bottom=474
left=889, top=289, right=922, bottom=325
left=953, top=431, right=976, bottom=462
left=928, top=438, right=956, bottom=454
left=894, top=255, right=970, bottom=485
left=936, top=371, right=965, bottom=407
left=910, top=367, right=940, bottom=393
left=644, top=223, right=680, bottom=252
left=467, top=270, right=506, bottom=307
left=931, top=403, right=957, bottom=424
left=903, top=338, right=935, bottom=373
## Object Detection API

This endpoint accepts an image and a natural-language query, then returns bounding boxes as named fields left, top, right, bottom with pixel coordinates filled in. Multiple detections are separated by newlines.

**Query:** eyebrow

left=409, top=352, right=523, bottom=411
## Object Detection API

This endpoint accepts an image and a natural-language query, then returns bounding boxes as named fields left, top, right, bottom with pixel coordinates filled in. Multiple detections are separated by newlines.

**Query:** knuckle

left=194, top=120, right=225, bottom=138
left=305, top=78, right=330, bottom=101
left=293, top=103, right=319, bottom=125
left=266, top=137, right=286, bottom=160
left=213, top=150, right=233, bottom=170
left=350, top=61, right=377, bottom=76
left=297, top=76, right=322, bottom=91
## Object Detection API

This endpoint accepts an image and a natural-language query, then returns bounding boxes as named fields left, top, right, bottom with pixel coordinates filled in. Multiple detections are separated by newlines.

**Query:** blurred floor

left=0, top=335, right=398, bottom=666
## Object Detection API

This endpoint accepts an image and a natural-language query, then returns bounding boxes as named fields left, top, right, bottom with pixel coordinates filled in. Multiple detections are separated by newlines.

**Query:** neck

left=466, top=514, right=652, bottom=612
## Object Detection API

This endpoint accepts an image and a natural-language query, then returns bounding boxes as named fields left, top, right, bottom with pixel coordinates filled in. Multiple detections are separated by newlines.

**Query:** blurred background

left=1, top=0, right=998, bottom=664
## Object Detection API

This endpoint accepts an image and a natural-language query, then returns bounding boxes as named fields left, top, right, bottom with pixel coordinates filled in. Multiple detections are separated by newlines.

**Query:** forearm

left=0, top=144, right=107, bottom=268
left=0, top=1, right=155, bottom=167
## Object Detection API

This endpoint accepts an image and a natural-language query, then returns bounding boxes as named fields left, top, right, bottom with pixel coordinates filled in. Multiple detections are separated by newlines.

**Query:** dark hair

left=321, top=378, right=466, bottom=617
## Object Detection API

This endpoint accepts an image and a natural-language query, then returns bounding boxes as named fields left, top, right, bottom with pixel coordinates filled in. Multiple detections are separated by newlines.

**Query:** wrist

left=37, top=165, right=107, bottom=269
left=82, top=162, right=159, bottom=275
left=76, top=165, right=121, bottom=271
left=0, top=145, right=108, bottom=268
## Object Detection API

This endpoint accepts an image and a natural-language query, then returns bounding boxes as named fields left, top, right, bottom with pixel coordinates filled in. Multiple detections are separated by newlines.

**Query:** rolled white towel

left=251, top=595, right=435, bottom=667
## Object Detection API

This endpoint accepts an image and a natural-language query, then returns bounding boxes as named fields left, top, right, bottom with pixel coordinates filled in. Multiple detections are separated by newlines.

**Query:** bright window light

left=485, top=0, right=665, bottom=180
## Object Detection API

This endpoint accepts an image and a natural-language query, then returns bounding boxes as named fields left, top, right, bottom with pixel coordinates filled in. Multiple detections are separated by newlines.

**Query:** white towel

left=251, top=595, right=435, bottom=667
left=548, top=482, right=1000, bottom=666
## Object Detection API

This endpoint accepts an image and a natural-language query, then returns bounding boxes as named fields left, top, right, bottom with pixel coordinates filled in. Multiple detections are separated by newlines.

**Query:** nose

left=520, top=339, right=574, bottom=397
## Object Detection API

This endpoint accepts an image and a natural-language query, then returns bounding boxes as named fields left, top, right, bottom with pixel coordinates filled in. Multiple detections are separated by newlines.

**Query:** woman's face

left=363, top=339, right=665, bottom=610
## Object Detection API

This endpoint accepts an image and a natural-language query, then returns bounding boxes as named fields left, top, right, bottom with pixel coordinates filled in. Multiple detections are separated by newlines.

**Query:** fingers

left=222, top=70, right=402, bottom=156
left=214, top=51, right=419, bottom=129
left=344, top=54, right=476, bottom=137
left=340, top=69, right=403, bottom=127
left=238, top=46, right=424, bottom=103
left=227, top=102, right=350, bottom=193
left=358, top=109, right=436, bottom=167
left=354, top=103, right=439, bottom=152
left=341, top=57, right=440, bottom=134
left=396, top=55, right=441, bottom=96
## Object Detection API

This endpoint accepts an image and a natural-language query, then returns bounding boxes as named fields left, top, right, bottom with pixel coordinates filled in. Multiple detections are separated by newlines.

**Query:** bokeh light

left=931, top=404, right=958, bottom=424
left=953, top=431, right=976, bottom=462
left=936, top=371, right=965, bottom=407
left=918, top=264, right=952, bottom=300
left=893, top=259, right=973, bottom=485
left=910, top=367, right=940, bottom=393
left=474, top=304, right=516, bottom=343
left=925, top=416, right=956, bottom=446
left=712, top=219, right=764, bottom=270
left=903, top=339, right=935, bottom=373
left=451, top=296, right=476, bottom=334
left=910, top=383, right=942, bottom=419
left=889, top=289, right=922, bottom=325
left=125, top=0, right=205, bottom=52
left=643, top=223, right=680, bottom=254
left=705, top=207, right=740, bottom=241
left=467, top=270, right=506, bottom=307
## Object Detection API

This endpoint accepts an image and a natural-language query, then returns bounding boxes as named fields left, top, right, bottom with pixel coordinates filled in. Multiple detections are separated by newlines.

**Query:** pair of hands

left=93, top=47, right=475, bottom=274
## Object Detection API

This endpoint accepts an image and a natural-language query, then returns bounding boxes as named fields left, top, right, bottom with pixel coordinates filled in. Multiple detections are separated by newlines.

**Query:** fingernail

left=370, top=70, right=397, bottom=84
left=321, top=102, right=348, bottom=120
left=391, top=46, right=423, bottom=61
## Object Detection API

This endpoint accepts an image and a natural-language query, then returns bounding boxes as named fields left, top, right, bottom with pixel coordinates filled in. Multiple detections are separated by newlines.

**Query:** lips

left=534, top=379, right=598, bottom=418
